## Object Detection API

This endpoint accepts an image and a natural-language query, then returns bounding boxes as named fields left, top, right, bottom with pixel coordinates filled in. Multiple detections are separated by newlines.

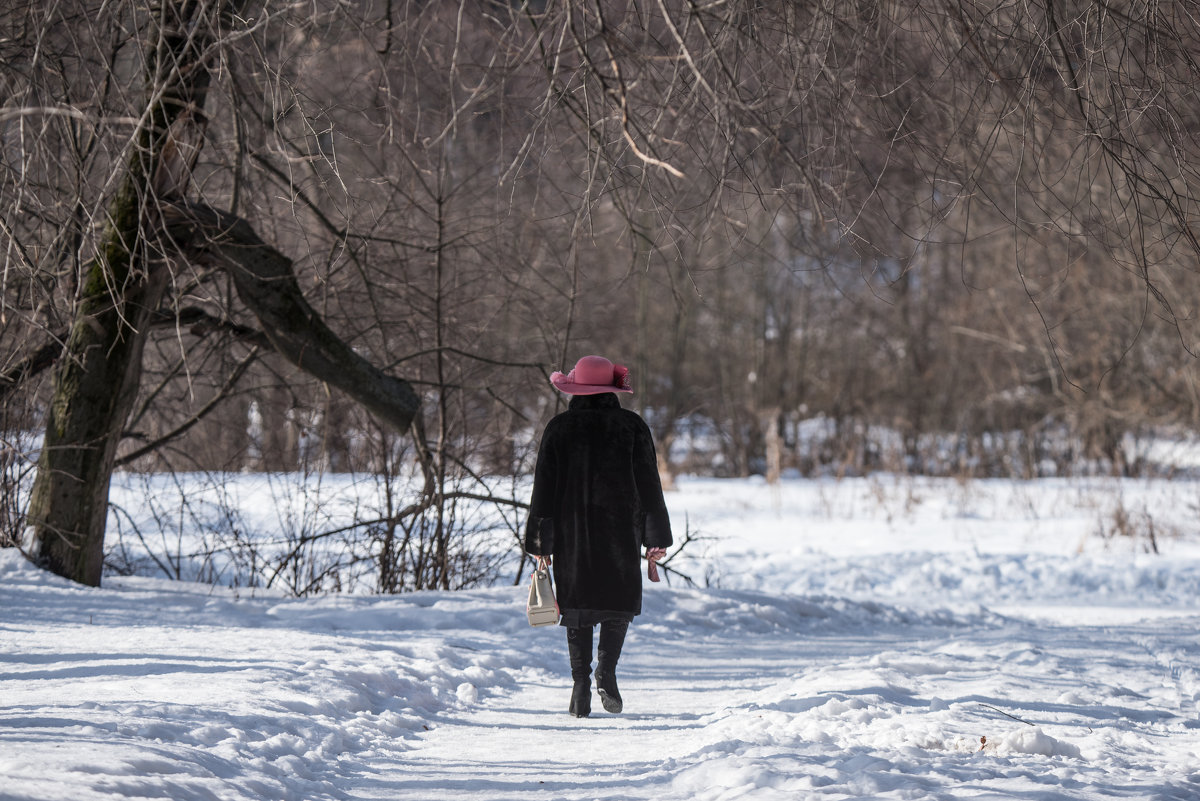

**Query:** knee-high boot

left=595, top=619, right=629, bottom=713
left=566, top=626, right=593, bottom=717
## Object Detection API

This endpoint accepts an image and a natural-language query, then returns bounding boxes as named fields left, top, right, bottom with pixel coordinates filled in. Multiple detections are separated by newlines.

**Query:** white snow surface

left=4, top=475, right=1200, bottom=800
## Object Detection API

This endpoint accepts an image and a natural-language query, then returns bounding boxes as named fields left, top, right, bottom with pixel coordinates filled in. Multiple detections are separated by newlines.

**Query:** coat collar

left=568, top=392, right=622, bottom=411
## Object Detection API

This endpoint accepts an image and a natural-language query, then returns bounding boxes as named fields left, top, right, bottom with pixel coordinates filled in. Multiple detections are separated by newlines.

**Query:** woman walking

left=525, top=355, right=673, bottom=717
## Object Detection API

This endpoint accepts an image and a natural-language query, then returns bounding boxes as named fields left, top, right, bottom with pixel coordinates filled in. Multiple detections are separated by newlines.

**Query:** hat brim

left=550, top=371, right=634, bottom=395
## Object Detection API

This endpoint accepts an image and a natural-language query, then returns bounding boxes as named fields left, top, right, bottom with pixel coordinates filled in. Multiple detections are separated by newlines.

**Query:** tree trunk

left=764, top=407, right=782, bottom=485
left=24, top=1, right=215, bottom=586
left=25, top=255, right=171, bottom=584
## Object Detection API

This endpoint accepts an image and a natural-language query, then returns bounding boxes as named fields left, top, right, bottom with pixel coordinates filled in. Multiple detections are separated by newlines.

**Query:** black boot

left=566, top=626, right=593, bottom=718
left=595, top=619, right=629, bottom=713
left=569, top=678, right=591, bottom=718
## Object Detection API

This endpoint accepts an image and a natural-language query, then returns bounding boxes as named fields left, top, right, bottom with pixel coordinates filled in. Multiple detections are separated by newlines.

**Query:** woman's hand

left=646, top=547, right=667, bottom=582
left=534, top=554, right=552, bottom=568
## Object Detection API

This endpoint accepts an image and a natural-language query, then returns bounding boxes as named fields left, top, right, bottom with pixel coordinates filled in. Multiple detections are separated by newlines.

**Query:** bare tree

left=5, top=1, right=419, bottom=585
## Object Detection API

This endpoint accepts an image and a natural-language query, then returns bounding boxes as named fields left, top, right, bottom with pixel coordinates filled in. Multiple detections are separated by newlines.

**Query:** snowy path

left=353, top=638, right=812, bottom=800
left=347, top=597, right=1200, bottom=801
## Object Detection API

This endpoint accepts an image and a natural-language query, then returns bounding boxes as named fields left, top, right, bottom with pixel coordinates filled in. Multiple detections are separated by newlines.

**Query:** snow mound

left=985, top=727, right=1082, bottom=759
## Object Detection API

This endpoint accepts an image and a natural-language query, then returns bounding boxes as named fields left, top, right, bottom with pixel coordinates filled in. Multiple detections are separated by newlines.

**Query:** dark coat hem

left=560, top=608, right=636, bottom=628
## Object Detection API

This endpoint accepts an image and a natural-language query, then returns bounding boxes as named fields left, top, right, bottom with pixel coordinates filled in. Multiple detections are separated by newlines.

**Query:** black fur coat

left=524, top=393, right=672, bottom=622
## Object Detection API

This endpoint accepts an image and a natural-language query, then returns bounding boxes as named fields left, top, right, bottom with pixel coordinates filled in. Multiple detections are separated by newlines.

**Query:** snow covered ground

left=3, top=475, right=1200, bottom=800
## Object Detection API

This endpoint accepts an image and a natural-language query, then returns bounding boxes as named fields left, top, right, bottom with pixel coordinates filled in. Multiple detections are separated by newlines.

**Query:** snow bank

left=665, top=475, right=1200, bottom=614
left=0, top=551, right=526, bottom=801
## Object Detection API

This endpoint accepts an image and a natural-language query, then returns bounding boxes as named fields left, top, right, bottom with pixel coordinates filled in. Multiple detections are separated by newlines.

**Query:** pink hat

left=550, top=355, right=633, bottom=395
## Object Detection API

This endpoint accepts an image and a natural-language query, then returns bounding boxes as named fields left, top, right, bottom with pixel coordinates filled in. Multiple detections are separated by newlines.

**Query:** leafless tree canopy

left=3, top=1, right=1200, bottom=583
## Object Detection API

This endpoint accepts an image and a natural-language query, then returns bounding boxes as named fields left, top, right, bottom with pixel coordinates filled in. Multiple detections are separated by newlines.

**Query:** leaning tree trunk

left=24, top=1, right=217, bottom=586
left=163, top=201, right=422, bottom=435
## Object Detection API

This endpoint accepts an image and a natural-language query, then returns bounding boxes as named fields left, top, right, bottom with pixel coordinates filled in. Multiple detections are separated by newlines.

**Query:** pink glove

left=646, top=548, right=667, bottom=582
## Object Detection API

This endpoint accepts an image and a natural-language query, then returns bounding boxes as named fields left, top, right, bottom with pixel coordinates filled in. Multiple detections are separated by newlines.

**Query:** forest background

left=4, top=0, right=1200, bottom=592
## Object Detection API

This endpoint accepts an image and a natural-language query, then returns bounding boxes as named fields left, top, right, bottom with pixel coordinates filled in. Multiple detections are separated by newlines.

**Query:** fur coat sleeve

left=523, top=393, right=672, bottom=616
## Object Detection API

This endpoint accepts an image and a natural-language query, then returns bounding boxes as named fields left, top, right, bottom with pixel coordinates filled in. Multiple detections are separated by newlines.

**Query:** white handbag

left=526, top=557, right=560, bottom=627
